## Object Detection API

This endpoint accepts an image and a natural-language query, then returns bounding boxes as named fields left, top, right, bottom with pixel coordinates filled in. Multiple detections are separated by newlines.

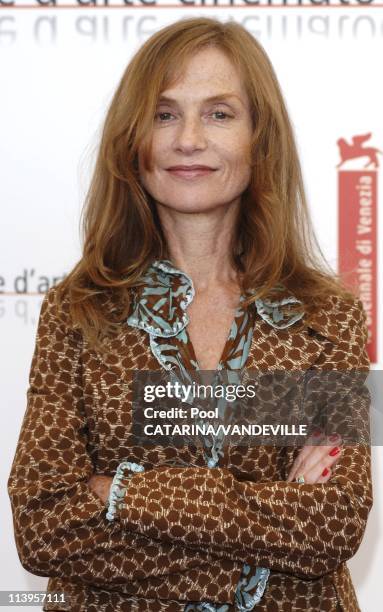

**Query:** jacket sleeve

left=7, top=287, right=232, bottom=592
left=116, top=296, right=373, bottom=580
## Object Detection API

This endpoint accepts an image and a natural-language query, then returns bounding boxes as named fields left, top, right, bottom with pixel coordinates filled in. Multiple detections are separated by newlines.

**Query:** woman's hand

left=88, top=474, right=113, bottom=504
left=286, top=430, right=343, bottom=483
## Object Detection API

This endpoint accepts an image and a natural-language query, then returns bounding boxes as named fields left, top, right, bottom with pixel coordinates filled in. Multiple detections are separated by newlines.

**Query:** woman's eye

left=154, top=112, right=174, bottom=122
left=212, top=111, right=232, bottom=121
left=154, top=110, right=233, bottom=122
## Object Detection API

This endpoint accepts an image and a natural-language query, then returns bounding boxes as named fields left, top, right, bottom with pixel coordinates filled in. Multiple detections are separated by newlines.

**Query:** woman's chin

left=159, top=199, right=231, bottom=213
left=153, top=190, right=238, bottom=212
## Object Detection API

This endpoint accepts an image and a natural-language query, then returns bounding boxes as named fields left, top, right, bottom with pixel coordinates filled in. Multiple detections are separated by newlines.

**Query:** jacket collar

left=99, top=260, right=346, bottom=386
left=126, top=259, right=194, bottom=338
left=126, top=258, right=306, bottom=338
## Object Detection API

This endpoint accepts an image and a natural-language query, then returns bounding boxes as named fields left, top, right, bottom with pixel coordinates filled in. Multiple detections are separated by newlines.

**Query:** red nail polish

left=329, top=447, right=340, bottom=457
left=329, top=434, right=339, bottom=442
left=322, top=467, right=330, bottom=477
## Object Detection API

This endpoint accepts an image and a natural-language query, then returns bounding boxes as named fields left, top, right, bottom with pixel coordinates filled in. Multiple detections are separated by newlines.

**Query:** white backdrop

left=1, top=3, right=382, bottom=611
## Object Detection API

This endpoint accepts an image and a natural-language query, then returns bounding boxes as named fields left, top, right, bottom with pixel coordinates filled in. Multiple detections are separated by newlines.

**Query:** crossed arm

left=8, top=287, right=373, bottom=599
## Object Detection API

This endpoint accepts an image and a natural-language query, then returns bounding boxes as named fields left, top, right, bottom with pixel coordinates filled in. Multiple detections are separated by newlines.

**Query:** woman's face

left=138, top=46, right=253, bottom=213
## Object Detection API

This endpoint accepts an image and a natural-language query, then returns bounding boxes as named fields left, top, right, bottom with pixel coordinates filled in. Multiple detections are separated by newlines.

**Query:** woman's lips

left=166, top=168, right=216, bottom=179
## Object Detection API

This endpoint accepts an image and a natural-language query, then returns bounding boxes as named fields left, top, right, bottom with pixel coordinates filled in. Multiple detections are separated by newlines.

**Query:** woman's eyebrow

left=157, top=93, right=243, bottom=105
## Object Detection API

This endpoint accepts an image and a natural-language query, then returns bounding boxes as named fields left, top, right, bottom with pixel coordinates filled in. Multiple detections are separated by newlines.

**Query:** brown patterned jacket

left=7, top=285, right=372, bottom=611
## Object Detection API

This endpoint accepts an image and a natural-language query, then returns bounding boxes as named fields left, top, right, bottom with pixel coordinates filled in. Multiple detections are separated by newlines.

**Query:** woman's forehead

left=158, top=54, right=247, bottom=105
left=160, top=46, right=242, bottom=87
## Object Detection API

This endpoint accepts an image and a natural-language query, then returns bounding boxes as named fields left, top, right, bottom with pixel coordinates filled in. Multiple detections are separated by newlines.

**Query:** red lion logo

left=336, top=133, right=382, bottom=168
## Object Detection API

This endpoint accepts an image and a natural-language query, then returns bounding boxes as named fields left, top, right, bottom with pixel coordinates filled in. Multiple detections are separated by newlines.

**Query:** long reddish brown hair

left=55, top=17, right=355, bottom=351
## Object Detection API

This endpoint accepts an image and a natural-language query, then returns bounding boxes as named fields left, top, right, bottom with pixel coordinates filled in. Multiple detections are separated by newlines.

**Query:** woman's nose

left=174, top=116, right=207, bottom=151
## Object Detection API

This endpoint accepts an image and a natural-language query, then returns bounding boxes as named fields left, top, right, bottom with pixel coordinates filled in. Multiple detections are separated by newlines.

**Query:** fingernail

left=329, top=447, right=341, bottom=457
left=329, top=434, right=340, bottom=442
left=322, top=467, right=330, bottom=477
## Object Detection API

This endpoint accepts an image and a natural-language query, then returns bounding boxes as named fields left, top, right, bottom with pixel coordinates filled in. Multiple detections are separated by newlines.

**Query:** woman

left=8, top=17, right=372, bottom=612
